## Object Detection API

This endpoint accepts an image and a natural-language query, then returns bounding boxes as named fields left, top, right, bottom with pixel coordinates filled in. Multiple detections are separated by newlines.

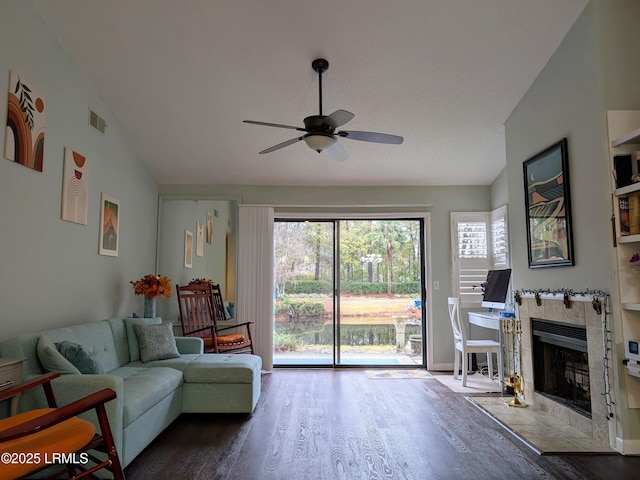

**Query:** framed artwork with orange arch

left=4, top=70, right=46, bottom=172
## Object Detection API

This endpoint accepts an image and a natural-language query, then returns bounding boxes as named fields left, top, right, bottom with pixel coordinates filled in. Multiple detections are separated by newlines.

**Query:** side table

left=0, top=357, right=25, bottom=415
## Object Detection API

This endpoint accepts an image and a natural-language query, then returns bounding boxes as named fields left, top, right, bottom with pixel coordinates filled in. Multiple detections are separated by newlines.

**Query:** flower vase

left=143, top=297, right=157, bottom=318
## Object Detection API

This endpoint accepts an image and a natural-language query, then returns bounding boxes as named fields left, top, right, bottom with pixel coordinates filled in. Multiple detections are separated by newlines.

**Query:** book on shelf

left=629, top=192, right=640, bottom=235
left=614, top=154, right=633, bottom=188
left=620, top=196, right=630, bottom=236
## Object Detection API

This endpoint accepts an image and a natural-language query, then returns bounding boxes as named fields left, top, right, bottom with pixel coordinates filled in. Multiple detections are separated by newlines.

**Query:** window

left=451, top=206, right=509, bottom=308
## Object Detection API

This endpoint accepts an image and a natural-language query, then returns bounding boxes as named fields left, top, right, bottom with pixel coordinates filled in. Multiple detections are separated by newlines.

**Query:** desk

left=468, top=312, right=505, bottom=386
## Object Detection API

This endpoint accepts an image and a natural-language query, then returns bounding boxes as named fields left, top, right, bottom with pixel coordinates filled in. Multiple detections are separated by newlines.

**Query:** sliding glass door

left=273, top=217, right=426, bottom=367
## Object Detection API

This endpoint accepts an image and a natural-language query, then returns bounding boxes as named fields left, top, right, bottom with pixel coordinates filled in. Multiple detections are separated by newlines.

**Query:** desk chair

left=448, top=297, right=502, bottom=387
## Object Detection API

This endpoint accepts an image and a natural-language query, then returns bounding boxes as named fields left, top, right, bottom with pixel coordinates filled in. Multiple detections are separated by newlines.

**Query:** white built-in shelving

left=611, top=127, right=640, bottom=147
left=608, top=111, right=640, bottom=406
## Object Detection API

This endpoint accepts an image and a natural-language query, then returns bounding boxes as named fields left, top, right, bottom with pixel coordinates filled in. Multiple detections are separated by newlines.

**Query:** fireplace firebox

left=531, top=318, right=591, bottom=417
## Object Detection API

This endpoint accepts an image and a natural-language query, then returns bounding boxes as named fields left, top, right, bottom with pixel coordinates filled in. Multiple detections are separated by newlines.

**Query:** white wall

left=504, top=0, right=640, bottom=444
left=0, top=1, right=159, bottom=339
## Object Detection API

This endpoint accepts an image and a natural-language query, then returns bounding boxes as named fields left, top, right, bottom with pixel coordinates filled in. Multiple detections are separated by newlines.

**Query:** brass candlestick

left=502, top=317, right=527, bottom=408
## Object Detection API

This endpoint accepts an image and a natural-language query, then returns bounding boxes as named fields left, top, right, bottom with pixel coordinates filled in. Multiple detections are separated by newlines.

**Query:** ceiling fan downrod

left=312, top=58, right=329, bottom=116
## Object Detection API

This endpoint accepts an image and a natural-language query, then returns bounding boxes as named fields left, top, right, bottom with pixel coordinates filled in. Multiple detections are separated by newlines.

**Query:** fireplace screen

left=531, top=318, right=591, bottom=417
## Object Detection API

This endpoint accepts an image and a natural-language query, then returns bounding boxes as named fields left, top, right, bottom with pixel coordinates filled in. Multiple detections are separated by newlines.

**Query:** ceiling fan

left=243, top=58, right=403, bottom=161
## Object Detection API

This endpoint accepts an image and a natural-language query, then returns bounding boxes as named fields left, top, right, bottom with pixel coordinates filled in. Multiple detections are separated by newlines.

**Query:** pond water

left=275, top=316, right=421, bottom=347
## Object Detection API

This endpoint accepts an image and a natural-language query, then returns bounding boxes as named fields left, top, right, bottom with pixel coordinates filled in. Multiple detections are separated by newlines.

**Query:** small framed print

left=206, top=212, right=213, bottom=244
left=184, top=230, right=193, bottom=268
left=99, top=193, right=119, bottom=256
left=196, top=221, right=204, bottom=257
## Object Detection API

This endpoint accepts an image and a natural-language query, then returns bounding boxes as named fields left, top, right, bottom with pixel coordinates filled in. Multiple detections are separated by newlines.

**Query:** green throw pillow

left=36, top=336, right=81, bottom=375
left=124, top=317, right=162, bottom=362
left=55, top=340, right=100, bottom=374
left=134, top=322, right=180, bottom=363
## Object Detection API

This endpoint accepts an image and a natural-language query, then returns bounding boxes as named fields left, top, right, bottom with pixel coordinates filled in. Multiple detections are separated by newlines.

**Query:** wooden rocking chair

left=209, top=284, right=255, bottom=354
left=176, top=282, right=255, bottom=354
left=0, top=371, right=124, bottom=480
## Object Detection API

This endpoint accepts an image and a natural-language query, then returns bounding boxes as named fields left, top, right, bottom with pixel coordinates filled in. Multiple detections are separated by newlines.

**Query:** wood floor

left=124, top=370, right=640, bottom=480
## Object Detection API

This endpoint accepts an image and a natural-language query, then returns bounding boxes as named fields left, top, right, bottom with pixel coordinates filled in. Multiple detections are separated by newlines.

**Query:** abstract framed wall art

left=99, top=193, right=120, bottom=256
left=61, top=148, right=89, bottom=225
left=523, top=138, right=574, bottom=268
left=206, top=211, right=213, bottom=244
left=184, top=230, right=193, bottom=268
left=196, top=221, right=204, bottom=257
left=5, top=70, right=46, bottom=171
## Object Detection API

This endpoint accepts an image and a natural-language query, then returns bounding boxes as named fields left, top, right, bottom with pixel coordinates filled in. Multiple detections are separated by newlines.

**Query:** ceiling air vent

left=89, top=109, right=106, bottom=134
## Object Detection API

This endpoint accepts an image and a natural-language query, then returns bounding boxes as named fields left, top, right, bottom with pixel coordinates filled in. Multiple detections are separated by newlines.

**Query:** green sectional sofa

left=0, top=317, right=262, bottom=468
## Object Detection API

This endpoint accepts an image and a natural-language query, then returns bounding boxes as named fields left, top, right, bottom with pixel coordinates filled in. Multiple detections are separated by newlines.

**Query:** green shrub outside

left=274, top=332, right=300, bottom=352
left=275, top=299, right=327, bottom=317
left=282, top=280, right=420, bottom=295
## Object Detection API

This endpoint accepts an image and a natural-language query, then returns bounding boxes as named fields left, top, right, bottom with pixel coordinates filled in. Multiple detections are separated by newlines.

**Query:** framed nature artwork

left=523, top=138, right=574, bottom=268
left=5, top=70, right=46, bottom=172
left=99, top=193, right=120, bottom=256
left=184, top=230, right=193, bottom=268
left=196, top=221, right=204, bottom=257
left=61, top=147, right=89, bottom=225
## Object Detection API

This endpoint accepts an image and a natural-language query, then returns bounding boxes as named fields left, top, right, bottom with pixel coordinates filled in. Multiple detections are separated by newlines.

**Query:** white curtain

left=237, top=205, right=274, bottom=370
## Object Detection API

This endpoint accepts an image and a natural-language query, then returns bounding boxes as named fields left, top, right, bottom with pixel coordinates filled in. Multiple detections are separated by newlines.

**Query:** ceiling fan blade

left=244, top=120, right=306, bottom=131
left=259, top=136, right=304, bottom=154
left=325, top=110, right=355, bottom=129
left=324, top=141, right=348, bottom=161
left=338, top=130, right=404, bottom=144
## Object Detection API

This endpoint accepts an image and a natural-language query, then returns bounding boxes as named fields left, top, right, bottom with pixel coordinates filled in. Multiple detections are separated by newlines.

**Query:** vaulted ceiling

left=32, top=0, right=588, bottom=186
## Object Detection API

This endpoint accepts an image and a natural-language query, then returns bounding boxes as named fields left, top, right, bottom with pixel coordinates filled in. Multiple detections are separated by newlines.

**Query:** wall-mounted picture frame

left=196, top=221, right=204, bottom=257
left=5, top=70, right=46, bottom=172
left=184, top=229, right=193, bottom=268
left=99, top=193, right=119, bottom=256
left=61, top=147, right=89, bottom=225
left=206, top=211, right=213, bottom=244
left=523, top=138, right=574, bottom=268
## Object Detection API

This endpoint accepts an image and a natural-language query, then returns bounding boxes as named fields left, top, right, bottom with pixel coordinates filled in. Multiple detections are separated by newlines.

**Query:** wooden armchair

left=0, top=371, right=124, bottom=480
left=176, top=282, right=255, bottom=354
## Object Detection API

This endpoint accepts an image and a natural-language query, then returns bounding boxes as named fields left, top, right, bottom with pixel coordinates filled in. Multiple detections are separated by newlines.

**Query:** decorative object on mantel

left=592, top=298, right=602, bottom=315
left=514, top=288, right=608, bottom=310
left=130, top=275, right=173, bottom=318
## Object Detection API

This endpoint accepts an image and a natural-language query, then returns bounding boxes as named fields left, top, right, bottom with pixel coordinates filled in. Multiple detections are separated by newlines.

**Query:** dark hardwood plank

left=124, top=370, right=640, bottom=479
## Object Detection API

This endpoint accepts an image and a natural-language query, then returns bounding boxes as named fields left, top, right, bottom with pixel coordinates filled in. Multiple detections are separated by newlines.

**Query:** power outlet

left=433, top=281, right=440, bottom=290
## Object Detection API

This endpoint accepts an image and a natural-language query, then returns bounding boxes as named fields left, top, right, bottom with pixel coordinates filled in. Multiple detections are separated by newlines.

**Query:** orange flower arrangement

left=130, top=274, right=173, bottom=301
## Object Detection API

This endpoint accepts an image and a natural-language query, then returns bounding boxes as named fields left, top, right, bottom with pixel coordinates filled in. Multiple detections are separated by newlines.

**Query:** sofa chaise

left=0, top=317, right=262, bottom=468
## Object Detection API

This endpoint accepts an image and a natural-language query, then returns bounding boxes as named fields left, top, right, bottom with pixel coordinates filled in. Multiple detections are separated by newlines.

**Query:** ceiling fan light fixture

left=304, top=134, right=336, bottom=153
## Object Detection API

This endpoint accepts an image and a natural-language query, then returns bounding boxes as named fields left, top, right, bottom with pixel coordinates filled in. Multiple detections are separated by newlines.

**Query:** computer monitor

left=481, top=268, right=512, bottom=310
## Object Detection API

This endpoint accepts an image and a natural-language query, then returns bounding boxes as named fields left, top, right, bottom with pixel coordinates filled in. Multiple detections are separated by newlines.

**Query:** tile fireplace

left=517, top=295, right=613, bottom=447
